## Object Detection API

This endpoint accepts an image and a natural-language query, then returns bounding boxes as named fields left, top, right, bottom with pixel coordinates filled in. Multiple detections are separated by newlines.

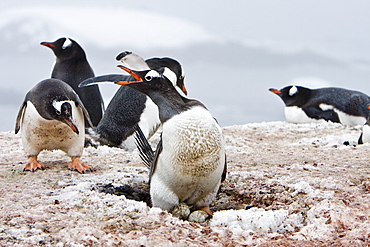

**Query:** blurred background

left=1, top=0, right=370, bottom=131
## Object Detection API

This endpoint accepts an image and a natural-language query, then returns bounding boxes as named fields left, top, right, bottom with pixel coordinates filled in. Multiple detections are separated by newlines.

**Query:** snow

left=0, top=121, right=370, bottom=245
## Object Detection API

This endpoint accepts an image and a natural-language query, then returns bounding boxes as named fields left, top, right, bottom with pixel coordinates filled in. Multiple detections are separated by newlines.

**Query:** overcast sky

left=3, top=0, right=370, bottom=61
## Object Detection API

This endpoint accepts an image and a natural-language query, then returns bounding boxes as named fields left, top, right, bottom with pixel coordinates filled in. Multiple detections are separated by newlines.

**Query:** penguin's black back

left=94, top=86, right=147, bottom=146
left=47, top=38, right=103, bottom=126
left=310, top=87, right=370, bottom=117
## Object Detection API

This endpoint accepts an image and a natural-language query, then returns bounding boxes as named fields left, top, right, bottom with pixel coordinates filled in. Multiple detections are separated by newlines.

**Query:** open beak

left=116, top=65, right=143, bottom=85
left=269, top=88, right=281, bottom=95
left=63, top=117, right=79, bottom=134
left=40, top=42, right=55, bottom=48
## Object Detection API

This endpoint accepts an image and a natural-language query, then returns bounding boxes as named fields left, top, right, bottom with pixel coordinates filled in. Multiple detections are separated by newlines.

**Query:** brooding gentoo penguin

left=269, top=85, right=370, bottom=126
left=79, top=51, right=187, bottom=150
left=15, top=79, right=93, bottom=173
left=83, top=59, right=226, bottom=220
left=40, top=37, right=104, bottom=127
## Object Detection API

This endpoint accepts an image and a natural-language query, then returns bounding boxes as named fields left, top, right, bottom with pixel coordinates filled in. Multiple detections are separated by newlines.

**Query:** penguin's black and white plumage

left=83, top=58, right=226, bottom=218
left=15, top=79, right=93, bottom=173
left=358, top=104, right=370, bottom=144
left=41, top=37, right=104, bottom=127
left=269, top=85, right=370, bottom=126
left=79, top=51, right=187, bottom=150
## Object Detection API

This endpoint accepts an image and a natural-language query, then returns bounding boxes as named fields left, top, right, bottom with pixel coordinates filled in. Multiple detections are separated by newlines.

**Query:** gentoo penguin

left=269, top=85, right=370, bottom=126
left=79, top=51, right=187, bottom=150
left=41, top=37, right=104, bottom=127
left=15, top=78, right=93, bottom=173
left=83, top=58, right=226, bottom=220
left=358, top=105, right=370, bottom=144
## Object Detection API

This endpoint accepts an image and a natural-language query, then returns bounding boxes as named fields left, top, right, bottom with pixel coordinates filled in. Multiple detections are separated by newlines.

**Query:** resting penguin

left=79, top=51, right=187, bottom=150
left=269, top=85, right=370, bottom=126
left=15, top=78, right=93, bottom=173
left=41, top=37, right=104, bottom=127
left=81, top=57, right=226, bottom=221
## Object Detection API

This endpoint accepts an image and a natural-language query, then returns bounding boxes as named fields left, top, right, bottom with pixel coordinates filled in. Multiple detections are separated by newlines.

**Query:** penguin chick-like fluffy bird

left=269, top=85, right=370, bottom=126
left=79, top=51, right=187, bottom=150
left=82, top=59, right=226, bottom=218
left=15, top=79, right=93, bottom=173
left=41, top=37, right=104, bottom=127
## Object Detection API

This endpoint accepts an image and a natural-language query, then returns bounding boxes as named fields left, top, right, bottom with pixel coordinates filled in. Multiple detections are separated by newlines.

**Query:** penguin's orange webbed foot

left=68, top=157, right=92, bottom=173
left=23, top=156, right=45, bottom=172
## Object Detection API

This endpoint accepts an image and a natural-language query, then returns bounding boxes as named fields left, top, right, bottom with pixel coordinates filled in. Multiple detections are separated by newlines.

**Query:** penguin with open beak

left=79, top=51, right=187, bottom=150
left=80, top=55, right=226, bottom=222
left=15, top=78, right=93, bottom=173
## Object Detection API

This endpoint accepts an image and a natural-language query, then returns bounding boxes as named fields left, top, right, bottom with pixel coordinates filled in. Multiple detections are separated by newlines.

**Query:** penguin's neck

left=145, top=90, right=190, bottom=123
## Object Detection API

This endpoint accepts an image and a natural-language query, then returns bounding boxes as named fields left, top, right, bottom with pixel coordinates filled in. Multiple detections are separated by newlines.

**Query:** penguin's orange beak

left=40, top=42, right=55, bottom=48
left=269, top=88, right=281, bottom=95
left=62, top=118, right=79, bottom=134
left=115, top=65, right=143, bottom=85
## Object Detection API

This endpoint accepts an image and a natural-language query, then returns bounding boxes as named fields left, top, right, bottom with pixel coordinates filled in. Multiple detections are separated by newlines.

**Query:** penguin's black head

left=146, top=57, right=187, bottom=95
left=269, top=85, right=311, bottom=107
left=41, top=37, right=85, bottom=61
left=115, top=66, right=177, bottom=95
left=51, top=100, right=79, bottom=134
left=115, top=51, right=187, bottom=95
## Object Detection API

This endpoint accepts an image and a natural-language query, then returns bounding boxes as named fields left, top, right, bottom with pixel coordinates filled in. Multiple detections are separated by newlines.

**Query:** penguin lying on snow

left=79, top=51, right=187, bottom=150
left=41, top=37, right=104, bottom=127
left=269, top=85, right=370, bottom=126
left=15, top=79, right=93, bottom=173
left=81, top=56, right=226, bottom=221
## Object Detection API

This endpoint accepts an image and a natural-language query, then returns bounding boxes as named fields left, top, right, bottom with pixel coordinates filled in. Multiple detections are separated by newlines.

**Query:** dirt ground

left=0, top=121, right=369, bottom=246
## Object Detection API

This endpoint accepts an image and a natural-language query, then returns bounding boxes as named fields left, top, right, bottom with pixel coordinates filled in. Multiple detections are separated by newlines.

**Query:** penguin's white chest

left=361, top=124, right=370, bottom=143
left=284, top=106, right=317, bottom=123
left=20, top=101, right=85, bottom=156
left=154, top=107, right=225, bottom=201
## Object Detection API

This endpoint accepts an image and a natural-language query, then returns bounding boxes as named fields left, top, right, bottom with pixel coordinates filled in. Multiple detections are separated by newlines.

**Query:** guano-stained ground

left=0, top=121, right=369, bottom=246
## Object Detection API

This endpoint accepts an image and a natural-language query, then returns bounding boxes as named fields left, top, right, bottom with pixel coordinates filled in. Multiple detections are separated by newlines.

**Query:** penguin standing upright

left=41, top=37, right=103, bottom=127
left=79, top=51, right=187, bottom=150
left=81, top=55, right=226, bottom=221
left=15, top=79, right=93, bottom=173
left=269, top=85, right=370, bottom=126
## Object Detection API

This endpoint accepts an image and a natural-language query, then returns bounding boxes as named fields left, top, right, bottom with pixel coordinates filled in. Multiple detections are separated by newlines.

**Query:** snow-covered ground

left=0, top=121, right=369, bottom=246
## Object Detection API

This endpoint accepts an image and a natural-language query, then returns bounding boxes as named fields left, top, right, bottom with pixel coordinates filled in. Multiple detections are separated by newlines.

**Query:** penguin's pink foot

left=68, top=157, right=92, bottom=173
left=23, top=156, right=45, bottom=172
left=199, top=206, right=213, bottom=216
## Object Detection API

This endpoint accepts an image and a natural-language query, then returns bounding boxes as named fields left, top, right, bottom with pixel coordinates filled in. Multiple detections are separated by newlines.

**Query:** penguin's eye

left=144, top=70, right=160, bottom=82
left=145, top=75, right=153, bottom=81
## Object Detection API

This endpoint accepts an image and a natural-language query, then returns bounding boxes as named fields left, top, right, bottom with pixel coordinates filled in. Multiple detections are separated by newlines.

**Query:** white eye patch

left=145, top=70, right=160, bottom=81
left=163, top=67, right=177, bottom=86
left=62, top=38, right=72, bottom=49
left=52, top=100, right=73, bottom=114
left=289, top=85, right=298, bottom=96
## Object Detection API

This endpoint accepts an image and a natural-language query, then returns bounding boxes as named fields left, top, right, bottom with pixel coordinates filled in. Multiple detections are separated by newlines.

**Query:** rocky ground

left=0, top=121, right=369, bottom=246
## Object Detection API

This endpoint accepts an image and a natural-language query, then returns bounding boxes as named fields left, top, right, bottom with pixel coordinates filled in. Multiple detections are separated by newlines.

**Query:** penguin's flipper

left=302, top=106, right=340, bottom=123
left=134, top=125, right=154, bottom=169
left=15, top=101, right=27, bottom=134
left=79, top=74, right=135, bottom=88
left=358, top=132, right=364, bottom=145
left=134, top=124, right=162, bottom=180
left=221, top=154, right=227, bottom=182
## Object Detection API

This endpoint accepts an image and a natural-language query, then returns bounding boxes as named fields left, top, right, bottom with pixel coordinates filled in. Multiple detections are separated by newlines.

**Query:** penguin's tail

left=134, top=125, right=154, bottom=169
